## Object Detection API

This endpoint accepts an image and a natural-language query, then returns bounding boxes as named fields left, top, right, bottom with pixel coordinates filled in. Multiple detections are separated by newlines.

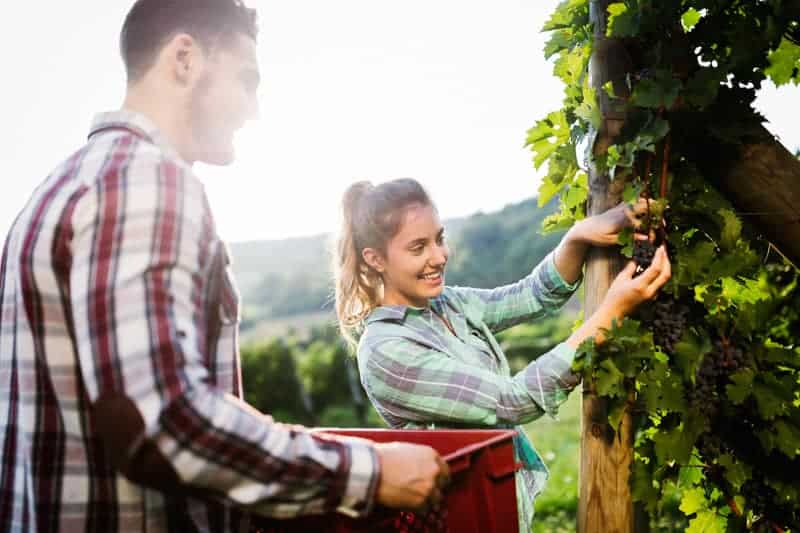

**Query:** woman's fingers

left=648, top=249, right=672, bottom=291
left=625, top=198, right=654, bottom=228
left=620, top=260, right=638, bottom=279
left=639, top=246, right=671, bottom=298
left=637, top=246, right=667, bottom=286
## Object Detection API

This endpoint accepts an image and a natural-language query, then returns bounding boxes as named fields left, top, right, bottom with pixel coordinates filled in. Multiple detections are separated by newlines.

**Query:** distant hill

left=229, top=197, right=565, bottom=334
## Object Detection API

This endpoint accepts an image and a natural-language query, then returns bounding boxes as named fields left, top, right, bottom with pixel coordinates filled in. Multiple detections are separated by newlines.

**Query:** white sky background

left=1, top=2, right=797, bottom=243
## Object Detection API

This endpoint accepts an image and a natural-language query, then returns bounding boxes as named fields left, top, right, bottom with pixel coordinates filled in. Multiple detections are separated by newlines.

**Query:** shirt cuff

left=336, top=440, right=381, bottom=518
left=545, top=251, right=582, bottom=292
left=549, top=342, right=577, bottom=366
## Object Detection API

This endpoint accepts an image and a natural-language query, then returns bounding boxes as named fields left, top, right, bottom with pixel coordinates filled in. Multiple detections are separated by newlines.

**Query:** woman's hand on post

left=570, top=197, right=653, bottom=247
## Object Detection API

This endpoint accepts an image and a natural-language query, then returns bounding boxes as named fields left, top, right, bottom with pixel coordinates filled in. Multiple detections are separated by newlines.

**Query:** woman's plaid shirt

left=0, top=111, right=379, bottom=532
left=356, top=253, right=582, bottom=531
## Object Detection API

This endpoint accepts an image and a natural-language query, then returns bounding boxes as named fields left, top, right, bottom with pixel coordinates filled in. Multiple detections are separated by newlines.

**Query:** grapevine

left=529, top=0, right=800, bottom=531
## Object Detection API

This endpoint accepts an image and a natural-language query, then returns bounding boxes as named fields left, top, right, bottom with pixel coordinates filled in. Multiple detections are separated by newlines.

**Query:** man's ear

left=362, top=248, right=385, bottom=274
left=164, top=33, right=205, bottom=86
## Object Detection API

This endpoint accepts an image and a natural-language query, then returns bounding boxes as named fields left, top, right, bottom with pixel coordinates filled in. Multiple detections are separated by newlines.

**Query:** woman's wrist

left=564, top=301, right=625, bottom=349
left=565, top=219, right=588, bottom=246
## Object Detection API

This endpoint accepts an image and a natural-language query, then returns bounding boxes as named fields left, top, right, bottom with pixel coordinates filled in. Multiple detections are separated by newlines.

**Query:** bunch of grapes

left=688, top=338, right=748, bottom=419
left=713, top=338, right=747, bottom=372
left=742, top=475, right=778, bottom=521
left=632, top=235, right=657, bottom=275
left=690, top=353, right=722, bottom=418
left=652, top=296, right=690, bottom=354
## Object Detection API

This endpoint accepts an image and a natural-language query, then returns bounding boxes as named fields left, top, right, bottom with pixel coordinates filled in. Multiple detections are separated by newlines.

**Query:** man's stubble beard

left=187, top=72, right=234, bottom=165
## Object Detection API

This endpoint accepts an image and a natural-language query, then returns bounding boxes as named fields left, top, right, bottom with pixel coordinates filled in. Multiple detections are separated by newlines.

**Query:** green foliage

left=536, top=0, right=800, bottom=529
left=241, top=327, right=375, bottom=427
left=766, top=38, right=800, bottom=87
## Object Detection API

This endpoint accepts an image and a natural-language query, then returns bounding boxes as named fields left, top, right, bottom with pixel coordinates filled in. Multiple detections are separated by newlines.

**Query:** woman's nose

left=431, top=244, right=448, bottom=266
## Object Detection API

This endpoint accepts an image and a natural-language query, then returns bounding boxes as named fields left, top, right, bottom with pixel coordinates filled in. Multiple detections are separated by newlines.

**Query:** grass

left=524, top=391, right=581, bottom=533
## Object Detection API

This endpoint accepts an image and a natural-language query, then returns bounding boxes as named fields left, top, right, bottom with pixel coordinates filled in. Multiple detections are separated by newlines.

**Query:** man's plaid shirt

left=0, top=111, right=379, bottom=532
left=356, top=252, right=582, bottom=530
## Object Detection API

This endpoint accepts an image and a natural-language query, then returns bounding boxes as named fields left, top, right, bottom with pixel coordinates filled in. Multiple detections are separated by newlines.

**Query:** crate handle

left=488, top=461, right=523, bottom=481
left=441, top=429, right=517, bottom=475
left=446, top=453, right=472, bottom=475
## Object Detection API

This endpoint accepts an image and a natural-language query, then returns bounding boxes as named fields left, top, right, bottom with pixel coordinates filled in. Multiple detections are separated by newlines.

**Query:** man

left=0, top=1, right=447, bottom=531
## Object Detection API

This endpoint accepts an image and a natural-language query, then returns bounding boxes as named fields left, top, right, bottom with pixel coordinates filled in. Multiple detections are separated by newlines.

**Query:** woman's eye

left=410, top=246, right=424, bottom=254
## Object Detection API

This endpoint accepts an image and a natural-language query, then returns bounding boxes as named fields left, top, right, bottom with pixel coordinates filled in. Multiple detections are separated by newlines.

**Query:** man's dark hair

left=120, top=0, right=258, bottom=82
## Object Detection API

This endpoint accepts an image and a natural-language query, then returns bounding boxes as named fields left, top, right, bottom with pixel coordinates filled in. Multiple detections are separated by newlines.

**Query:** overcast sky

left=1, top=1, right=797, bottom=242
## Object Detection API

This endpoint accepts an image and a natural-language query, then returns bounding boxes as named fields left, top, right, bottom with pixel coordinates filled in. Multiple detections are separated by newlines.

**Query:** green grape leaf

left=679, top=487, right=708, bottom=516
left=683, top=67, right=723, bottom=108
left=542, top=0, right=590, bottom=32
left=618, top=226, right=635, bottom=257
left=705, top=245, right=759, bottom=282
left=575, top=79, right=602, bottom=129
left=596, top=358, right=625, bottom=398
left=544, top=29, right=573, bottom=59
left=623, top=180, right=643, bottom=204
left=563, top=184, right=588, bottom=211
left=681, top=8, right=702, bottom=32
left=573, top=336, right=598, bottom=375
left=676, top=241, right=716, bottom=285
left=765, top=38, right=800, bottom=87
left=725, top=368, right=754, bottom=404
left=631, top=457, right=659, bottom=512
left=607, top=400, right=627, bottom=433
left=753, top=381, right=787, bottom=420
left=653, top=414, right=703, bottom=465
left=679, top=455, right=705, bottom=487
left=606, top=2, right=639, bottom=37
left=673, top=328, right=712, bottom=384
left=631, top=70, right=682, bottom=109
left=717, top=208, right=742, bottom=251
left=541, top=211, right=579, bottom=234
left=686, top=510, right=727, bottom=533
left=553, top=44, right=590, bottom=86
left=718, top=454, right=751, bottom=492
left=526, top=111, right=570, bottom=170
left=761, top=344, right=800, bottom=370
left=774, top=419, right=800, bottom=459
left=538, top=176, right=567, bottom=207
left=641, top=366, right=687, bottom=414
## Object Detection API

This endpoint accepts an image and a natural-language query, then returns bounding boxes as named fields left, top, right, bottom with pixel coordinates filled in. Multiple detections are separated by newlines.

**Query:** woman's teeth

left=420, top=272, right=441, bottom=280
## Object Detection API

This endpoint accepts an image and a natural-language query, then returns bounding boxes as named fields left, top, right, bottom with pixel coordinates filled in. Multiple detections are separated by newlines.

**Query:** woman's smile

left=418, top=269, right=444, bottom=286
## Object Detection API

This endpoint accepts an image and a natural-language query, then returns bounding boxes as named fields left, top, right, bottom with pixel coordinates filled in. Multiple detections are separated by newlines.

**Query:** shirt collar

left=88, top=110, right=185, bottom=163
left=365, top=305, right=414, bottom=325
left=365, top=297, right=445, bottom=325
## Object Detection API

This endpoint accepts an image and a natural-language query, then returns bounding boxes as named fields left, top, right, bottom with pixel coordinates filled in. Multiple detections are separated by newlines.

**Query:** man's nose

left=248, top=94, right=260, bottom=121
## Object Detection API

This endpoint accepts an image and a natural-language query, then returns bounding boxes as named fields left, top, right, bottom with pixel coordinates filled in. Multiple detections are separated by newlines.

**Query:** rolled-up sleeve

left=448, top=251, right=581, bottom=333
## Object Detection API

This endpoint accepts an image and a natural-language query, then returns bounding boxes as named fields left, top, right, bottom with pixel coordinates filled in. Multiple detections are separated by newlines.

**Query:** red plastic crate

left=252, top=428, right=520, bottom=533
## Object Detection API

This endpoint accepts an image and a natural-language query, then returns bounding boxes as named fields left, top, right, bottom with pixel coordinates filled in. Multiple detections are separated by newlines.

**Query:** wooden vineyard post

left=577, top=1, right=642, bottom=532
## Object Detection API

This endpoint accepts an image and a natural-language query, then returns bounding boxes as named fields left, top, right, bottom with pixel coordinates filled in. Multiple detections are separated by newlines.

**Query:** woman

left=333, top=178, right=670, bottom=531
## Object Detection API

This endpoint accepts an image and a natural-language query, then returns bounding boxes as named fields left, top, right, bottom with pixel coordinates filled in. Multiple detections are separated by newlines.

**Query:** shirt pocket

left=206, top=242, right=240, bottom=353
left=215, top=242, right=240, bottom=326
